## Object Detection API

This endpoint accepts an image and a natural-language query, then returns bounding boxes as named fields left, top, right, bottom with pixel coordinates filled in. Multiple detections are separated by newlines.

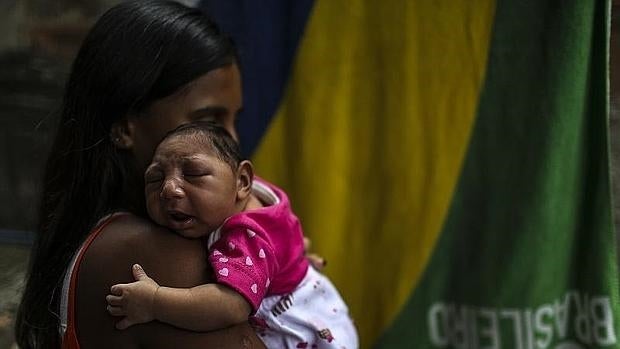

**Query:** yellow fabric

left=252, top=1, right=496, bottom=346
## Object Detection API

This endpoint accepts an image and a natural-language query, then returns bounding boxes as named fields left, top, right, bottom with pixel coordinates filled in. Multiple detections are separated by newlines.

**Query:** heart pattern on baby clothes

left=219, top=257, right=228, bottom=263
left=247, top=229, right=256, bottom=237
left=246, top=256, right=253, bottom=266
left=258, top=249, right=266, bottom=258
left=218, top=268, right=229, bottom=277
left=251, top=283, right=258, bottom=294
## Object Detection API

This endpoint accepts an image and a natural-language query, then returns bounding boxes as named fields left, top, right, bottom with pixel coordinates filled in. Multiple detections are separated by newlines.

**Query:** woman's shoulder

left=72, top=212, right=266, bottom=349
left=92, top=213, right=199, bottom=252
left=75, top=212, right=209, bottom=326
left=82, top=212, right=208, bottom=284
left=95, top=212, right=170, bottom=242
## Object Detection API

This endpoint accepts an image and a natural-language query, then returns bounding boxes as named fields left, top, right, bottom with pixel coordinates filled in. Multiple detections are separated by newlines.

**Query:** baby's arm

left=106, top=264, right=251, bottom=331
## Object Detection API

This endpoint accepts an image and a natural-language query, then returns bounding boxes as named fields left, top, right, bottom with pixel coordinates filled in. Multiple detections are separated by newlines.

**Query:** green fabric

left=376, top=1, right=617, bottom=348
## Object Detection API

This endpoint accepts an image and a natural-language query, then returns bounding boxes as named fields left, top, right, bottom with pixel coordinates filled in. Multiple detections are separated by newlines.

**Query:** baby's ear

left=236, top=160, right=254, bottom=201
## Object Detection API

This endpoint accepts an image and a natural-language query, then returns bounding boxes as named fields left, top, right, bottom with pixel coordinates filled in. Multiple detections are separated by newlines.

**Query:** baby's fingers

left=308, top=253, right=326, bottom=271
left=303, top=236, right=312, bottom=251
left=110, top=284, right=129, bottom=296
left=106, top=305, right=126, bottom=317
left=106, top=294, right=123, bottom=306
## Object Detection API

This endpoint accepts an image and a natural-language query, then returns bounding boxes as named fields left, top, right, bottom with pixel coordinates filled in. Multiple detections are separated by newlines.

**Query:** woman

left=15, top=1, right=270, bottom=347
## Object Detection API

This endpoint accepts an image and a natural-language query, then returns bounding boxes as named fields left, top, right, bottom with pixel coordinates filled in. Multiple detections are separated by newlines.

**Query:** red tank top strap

left=61, top=212, right=130, bottom=349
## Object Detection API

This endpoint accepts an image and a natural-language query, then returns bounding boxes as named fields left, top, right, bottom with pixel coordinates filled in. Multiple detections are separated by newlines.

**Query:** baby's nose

left=160, top=178, right=184, bottom=199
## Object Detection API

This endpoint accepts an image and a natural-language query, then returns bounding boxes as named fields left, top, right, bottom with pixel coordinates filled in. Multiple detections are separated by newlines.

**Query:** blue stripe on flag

left=200, top=0, right=315, bottom=156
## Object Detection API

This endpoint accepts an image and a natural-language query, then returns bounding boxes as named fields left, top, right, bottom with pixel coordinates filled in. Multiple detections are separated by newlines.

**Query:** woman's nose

left=160, top=178, right=184, bottom=199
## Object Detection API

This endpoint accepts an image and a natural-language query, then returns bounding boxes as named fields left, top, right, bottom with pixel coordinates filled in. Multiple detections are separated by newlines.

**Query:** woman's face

left=127, top=64, right=242, bottom=170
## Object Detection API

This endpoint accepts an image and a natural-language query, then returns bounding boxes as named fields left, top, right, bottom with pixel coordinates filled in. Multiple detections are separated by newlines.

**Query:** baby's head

left=144, top=121, right=254, bottom=238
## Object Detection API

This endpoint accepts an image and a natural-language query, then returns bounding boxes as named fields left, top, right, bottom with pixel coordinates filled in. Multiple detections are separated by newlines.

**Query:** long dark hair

left=15, top=1, right=237, bottom=347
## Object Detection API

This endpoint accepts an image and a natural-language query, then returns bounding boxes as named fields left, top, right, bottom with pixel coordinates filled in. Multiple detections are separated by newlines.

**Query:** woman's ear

left=236, top=160, right=254, bottom=201
left=110, top=118, right=135, bottom=149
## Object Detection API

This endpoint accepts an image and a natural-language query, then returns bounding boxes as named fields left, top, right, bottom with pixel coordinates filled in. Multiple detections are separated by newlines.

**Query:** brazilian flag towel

left=206, top=0, right=618, bottom=347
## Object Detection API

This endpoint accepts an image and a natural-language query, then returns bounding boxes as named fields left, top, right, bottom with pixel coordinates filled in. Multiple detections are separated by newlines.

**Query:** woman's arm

left=75, top=214, right=264, bottom=349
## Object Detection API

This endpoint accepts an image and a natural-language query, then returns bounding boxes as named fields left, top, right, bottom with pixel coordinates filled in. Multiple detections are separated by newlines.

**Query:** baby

left=106, top=121, right=358, bottom=348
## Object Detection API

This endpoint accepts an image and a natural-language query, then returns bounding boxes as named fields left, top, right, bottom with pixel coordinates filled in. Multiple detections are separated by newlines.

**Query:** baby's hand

left=106, top=264, right=160, bottom=330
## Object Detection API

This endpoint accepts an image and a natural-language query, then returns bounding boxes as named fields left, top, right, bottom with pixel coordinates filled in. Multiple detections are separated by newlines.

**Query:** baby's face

left=144, top=136, right=240, bottom=238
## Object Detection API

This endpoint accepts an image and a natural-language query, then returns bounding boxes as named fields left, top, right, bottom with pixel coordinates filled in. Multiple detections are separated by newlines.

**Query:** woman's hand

left=304, top=237, right=327, bottom=270
left=106, top=264, right=160, bottom=329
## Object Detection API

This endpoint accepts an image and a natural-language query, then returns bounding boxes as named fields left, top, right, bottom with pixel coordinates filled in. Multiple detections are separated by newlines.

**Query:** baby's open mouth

left=168, top=210, right=194, bottom=224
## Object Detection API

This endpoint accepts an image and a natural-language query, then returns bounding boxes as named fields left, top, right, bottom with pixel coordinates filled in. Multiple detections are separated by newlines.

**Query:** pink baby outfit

left=207, top=177, right=308, bottom=308
left=207, top=177, right=358, bottom=349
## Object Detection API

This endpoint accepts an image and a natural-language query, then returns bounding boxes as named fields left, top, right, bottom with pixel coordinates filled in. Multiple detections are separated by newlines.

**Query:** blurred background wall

left=0, top=1, right=118, bottom=347
left=611, top=0, right=620, bottom=266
